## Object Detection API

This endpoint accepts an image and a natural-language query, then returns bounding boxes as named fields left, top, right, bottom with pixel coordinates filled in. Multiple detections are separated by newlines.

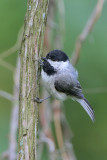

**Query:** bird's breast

left=41, top=70, right=67, bottom=101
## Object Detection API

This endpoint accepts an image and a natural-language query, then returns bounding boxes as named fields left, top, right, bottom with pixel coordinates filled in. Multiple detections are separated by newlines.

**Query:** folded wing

left=55, top=78, right=95, bottom=122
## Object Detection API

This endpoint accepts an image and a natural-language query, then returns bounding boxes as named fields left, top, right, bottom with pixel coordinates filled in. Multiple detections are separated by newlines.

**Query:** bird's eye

left=52, top=59, right=55, bottom=61
left=51, top=57, right=56, bottom=61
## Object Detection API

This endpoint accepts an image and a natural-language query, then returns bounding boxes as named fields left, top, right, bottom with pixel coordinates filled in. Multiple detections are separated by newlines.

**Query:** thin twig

left=0, top=59, right=20, bottom=160
left=1, top=59, right=20, bottom=160
left=0, top=90, right=15, bottom=101
left=40, top=134, right=55, bottom=152
left=71, top=0, right=105, bottom=65
left=39, top=0, right=56, bottom=156
left=40, top=0, right=75, bottom=159
left=56, top=0, right=65, bottom=49
left=0, top=59, right=15, bottom=72
left=0, top=150, right=9, bottom=160
left=39, top=90, right=55, bottom=151
left=52, top=2, right=67, bottom=159
left=53, top=100, right=69, bottom=160
left=0, top=26, right=23, bottom=73
left=8, top=58, right=20, bottom=160
left=52, top=1, right=76, bottom=159
left=0, top=26, right=23, bottom=59
left=0, top=26, right=23, bottom=160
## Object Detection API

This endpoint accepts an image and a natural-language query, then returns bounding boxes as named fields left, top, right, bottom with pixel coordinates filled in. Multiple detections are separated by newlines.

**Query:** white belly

left=41, top=70, right=66, bottom=101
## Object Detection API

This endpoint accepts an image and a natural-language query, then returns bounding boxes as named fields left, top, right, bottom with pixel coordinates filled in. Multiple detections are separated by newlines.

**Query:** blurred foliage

left=0, top=0, right=27, bottom=154
left=0, top=0, right=107, bottom=160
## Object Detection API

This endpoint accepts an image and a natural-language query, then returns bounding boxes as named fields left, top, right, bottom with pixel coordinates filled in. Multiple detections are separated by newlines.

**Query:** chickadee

left=35, top=50, right=95, bottom=122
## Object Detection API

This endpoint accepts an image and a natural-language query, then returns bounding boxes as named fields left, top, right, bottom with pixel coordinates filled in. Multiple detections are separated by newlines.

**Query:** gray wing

left=54, top=76, right=84, bottom=99
left=54, top=63, right=83, bottom=98
left=54, top=75, right=95, bottom=122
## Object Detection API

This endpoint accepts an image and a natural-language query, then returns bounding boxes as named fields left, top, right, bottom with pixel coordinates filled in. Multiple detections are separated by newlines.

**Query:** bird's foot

left=34, top=96, right=51, bottom=103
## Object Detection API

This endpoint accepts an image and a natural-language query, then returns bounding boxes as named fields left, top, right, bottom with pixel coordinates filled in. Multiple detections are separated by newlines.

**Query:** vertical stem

left=53, top=100, right=69, bottom=160
left=9, top=58, right=20, bottom=160
left=17, top=0, right=49, bottom=160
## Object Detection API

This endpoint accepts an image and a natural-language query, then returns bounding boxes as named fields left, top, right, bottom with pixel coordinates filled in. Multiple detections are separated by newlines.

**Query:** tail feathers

left=76, top=98, right=95, bottom=122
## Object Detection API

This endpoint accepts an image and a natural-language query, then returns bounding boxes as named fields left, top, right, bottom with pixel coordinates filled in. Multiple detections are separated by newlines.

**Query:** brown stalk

left=71, top=0, right=105, bottom=65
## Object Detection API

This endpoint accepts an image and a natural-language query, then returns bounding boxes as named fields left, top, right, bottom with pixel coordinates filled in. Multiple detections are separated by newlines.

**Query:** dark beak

left=41, top=57, right=47, bottom=61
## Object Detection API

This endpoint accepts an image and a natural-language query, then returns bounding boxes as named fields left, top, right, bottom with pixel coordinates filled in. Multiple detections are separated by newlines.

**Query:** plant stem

left=17, top=0, right=49, bottom=159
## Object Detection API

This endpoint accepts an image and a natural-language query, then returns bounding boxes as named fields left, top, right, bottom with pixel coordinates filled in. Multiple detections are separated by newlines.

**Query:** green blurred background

left=0, top=0, right=107, bottom=160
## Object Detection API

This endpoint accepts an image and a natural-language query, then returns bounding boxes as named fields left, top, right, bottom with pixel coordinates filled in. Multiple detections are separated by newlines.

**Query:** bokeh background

left=0, top=0, right=107, bottom=160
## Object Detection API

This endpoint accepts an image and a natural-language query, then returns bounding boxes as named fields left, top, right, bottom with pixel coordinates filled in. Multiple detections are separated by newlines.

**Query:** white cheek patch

left=47, top=59, right=69, bottom=71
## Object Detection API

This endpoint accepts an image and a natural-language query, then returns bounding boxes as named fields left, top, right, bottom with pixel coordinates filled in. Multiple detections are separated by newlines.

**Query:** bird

left=35, top=50, right=95, bottom=122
